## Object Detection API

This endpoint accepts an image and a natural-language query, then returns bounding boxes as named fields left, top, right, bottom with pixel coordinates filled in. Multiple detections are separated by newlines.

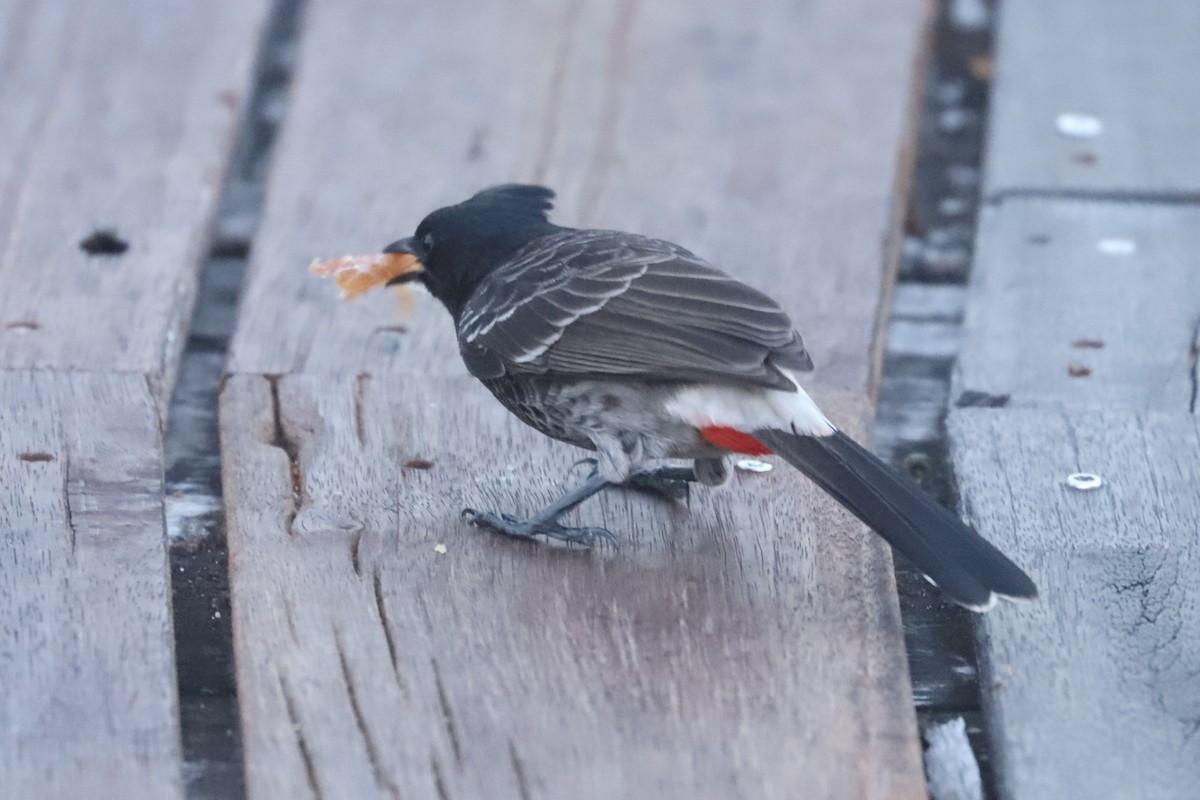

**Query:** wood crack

left=350, top=529, right=364, bottom=577
left=267, top=374, right=303, bottom=534
left=284, top=595, right=300, bottom=644
left=1188, top=317, right=1199, bottom=414
left=354, top=373, right=369, bottom=449
left=509, top=738, right=533, bottom=800
left=61, top=448, right=77, bottom=554
left=431, top=753, right=451, bottom=800
left=373, top=568, right=409, bottom=701
left=336, top=628, right=401, bottom=799
left=280, top=673, right=322, bottom=799
left=431, top=658, right=463, bottom=766
left=987, top=187, right=1200, bottom=207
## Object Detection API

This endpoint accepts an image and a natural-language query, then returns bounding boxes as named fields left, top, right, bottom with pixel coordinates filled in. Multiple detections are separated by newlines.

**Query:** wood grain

left=954, top=200, right=1200, bottom=411
left=0, top=372, right=181, bottom=800
left=984, top=0, right=1200, bottom=199
left=0, top=0, right=271, bottom=388
left=228, top=0, right=924, bottom=397
left=223, top=374, right=924, bottom=800
left=948, top=409, right=1200, bottom=800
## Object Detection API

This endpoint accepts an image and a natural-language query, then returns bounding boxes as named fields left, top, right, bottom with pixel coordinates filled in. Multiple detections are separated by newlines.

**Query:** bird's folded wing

left=457, top=230, right=812, bottom=389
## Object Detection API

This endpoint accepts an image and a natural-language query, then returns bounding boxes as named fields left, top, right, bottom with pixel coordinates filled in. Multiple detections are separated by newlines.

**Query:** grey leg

left=572, top=457, right=696, bottom=502
left=623, top=466, right=697, bottom=502
left=463, top=473, right=618, bottom=546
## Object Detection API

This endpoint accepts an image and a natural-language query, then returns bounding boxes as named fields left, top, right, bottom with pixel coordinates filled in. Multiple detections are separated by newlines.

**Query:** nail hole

left=1072, top=338, right=1105, bottom=349
left=1027, top=233, right=1052, bottom=245
left=403, top=458, right=436, bottom=470
left=80, top=229, right=129, bottom=256
left=1068, top=362, right=1092, bottom=377
left=4, top=321, right=39, bottom=332
left=18, top=452, right=55, bottom=463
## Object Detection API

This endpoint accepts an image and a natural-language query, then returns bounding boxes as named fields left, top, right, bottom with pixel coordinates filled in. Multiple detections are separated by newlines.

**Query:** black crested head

left=386, top=184, right=562, bottom=317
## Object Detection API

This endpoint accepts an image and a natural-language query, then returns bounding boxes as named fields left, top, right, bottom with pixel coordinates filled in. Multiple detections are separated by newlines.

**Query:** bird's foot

left=462, top=509, right=618, bottom=547
left=622, top=466, right=696, bottom=503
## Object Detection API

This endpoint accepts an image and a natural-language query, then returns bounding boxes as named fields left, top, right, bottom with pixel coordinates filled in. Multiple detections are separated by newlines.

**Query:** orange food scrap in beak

left=309, top=252, right=422, bottom=299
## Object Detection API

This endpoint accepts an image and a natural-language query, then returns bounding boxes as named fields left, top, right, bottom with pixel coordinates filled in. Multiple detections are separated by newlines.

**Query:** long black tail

left=753, top=428, right=1037, bottom=610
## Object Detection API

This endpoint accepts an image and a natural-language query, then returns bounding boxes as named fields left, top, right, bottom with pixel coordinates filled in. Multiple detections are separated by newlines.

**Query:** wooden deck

left=946, top=2, right=1200, bottom=796
left=2, top=0, right=1197, bottom=798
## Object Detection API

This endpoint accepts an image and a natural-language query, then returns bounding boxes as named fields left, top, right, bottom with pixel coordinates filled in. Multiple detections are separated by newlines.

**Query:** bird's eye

left=421, top=233, right=435, bottom=253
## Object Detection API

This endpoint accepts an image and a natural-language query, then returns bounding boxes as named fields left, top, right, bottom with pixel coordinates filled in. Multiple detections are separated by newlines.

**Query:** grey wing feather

left=457, top=230, right=813, bottom=389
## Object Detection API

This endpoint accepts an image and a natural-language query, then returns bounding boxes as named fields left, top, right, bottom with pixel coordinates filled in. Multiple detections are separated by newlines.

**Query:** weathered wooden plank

left=984, top=0, right=1200, bottom=199
left=223, top=373, right=924, bottom=800
left=947, top=409, right=1200, bottom=800
left=1, top=0, right=277, bottom=794
left=955, top=200, right=1200, bottom=411
left=0, top=0, right=272, bottom=386
left=223, top=0, right=931, bottom=794
left=228, top=0, right=923, bottom=397
left=0, top=371, right=182, bottom=799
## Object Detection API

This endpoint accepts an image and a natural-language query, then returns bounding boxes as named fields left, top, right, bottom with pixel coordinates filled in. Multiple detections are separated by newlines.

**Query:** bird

left=371, top=184, right=1037, bottom=611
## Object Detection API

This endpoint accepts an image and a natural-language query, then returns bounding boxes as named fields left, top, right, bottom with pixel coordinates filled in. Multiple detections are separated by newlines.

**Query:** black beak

left=382, top=236, right=426, bottom=286
left=383, top=236, right=420, bottom=256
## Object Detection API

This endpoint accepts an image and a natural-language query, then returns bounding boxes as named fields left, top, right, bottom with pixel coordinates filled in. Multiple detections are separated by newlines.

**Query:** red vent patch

left=699, top=426, right=773, bottom=456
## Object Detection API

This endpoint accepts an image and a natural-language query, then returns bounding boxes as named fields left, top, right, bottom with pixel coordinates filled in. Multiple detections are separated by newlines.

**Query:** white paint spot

left=434, top=543, right=448, bottom=554
left=1056, top=113, right=1103, bottom=138
left=1066, top=472, right=1103, bottom=491
left=736, top=459, right=774, bottom=473
left=1096, top=238, right=1136, bottom=256
left=924, top=717, right=984, bottom=800
left=165, top=492, right=222, bottom=540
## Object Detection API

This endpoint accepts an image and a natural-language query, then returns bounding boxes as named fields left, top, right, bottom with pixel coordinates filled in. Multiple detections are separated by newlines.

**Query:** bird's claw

left=463, top=508, right=617, bottom=548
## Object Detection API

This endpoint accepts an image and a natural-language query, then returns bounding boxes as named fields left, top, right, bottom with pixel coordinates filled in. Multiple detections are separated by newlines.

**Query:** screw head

left=1056, top=113, right=1103, bottom=138
left=1066, top=473, right=1103, bottom=491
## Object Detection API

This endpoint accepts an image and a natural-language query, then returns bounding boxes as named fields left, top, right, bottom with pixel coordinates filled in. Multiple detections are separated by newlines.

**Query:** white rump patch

left=664, top=374, right=835, bottom=437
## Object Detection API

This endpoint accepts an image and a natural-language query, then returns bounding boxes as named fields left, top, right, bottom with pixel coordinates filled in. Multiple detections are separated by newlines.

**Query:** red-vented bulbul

left=376, top=184, right=1036, bottom=610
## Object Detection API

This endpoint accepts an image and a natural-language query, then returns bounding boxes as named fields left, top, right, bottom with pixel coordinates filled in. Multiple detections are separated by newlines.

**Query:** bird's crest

left=465, top=184, right=556, bottom=219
